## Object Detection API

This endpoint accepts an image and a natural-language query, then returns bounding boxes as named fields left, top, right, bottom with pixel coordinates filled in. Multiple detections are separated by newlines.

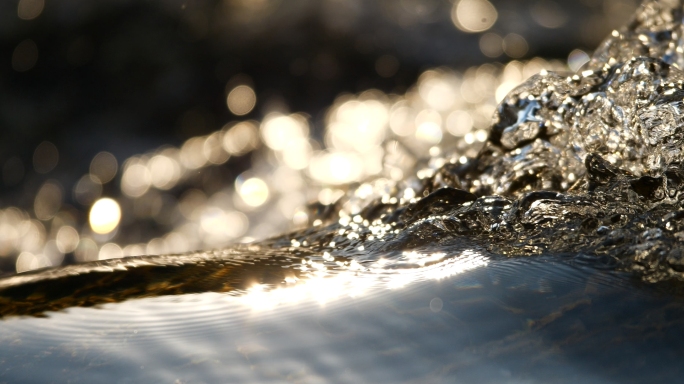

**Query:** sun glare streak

left=236, top=249, right=489, bottom=311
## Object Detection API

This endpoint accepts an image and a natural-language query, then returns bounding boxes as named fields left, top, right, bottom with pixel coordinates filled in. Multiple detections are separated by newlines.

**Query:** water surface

left=1, top=250, right=683, bottom=383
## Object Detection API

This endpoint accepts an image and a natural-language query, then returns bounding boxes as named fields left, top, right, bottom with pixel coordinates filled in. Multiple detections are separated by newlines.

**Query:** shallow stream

left=4, top=1, right=684, bottom=382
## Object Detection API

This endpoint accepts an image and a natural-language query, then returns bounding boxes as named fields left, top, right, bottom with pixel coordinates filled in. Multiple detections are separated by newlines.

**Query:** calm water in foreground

left=1, top=249, right=682, bottom=383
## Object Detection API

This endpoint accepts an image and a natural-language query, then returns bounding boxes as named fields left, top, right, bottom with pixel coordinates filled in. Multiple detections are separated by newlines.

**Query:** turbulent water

left=5, top=0, right=684, bottom=302
left=4, top=1, right=684, bottom=382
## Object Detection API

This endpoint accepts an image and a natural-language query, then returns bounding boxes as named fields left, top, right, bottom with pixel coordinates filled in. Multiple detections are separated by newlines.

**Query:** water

left=2, top=254, right=682, bottom=383
left=5, top=0, right=684, bottom=382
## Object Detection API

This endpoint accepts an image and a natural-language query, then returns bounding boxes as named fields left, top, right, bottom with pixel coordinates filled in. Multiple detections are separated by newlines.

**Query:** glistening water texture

left=6, top=0, right=684, bottom=382
left=3, top=255, right=683, bottom=383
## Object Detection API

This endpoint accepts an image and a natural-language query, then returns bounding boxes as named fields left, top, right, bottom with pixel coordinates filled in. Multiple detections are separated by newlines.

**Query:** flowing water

left=4, top=1, right=684, bottom=382
left=2, top=255, right=683, bottom=383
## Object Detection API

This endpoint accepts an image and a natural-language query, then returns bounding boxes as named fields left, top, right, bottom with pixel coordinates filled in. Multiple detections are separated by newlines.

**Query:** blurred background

left=0, top=0, right=639, bottom=275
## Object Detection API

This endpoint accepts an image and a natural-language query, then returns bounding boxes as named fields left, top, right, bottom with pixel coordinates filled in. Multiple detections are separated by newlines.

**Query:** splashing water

left=0, top=1, right=684, bottom=315
left=2, top=0, right=684, bottom=312
left=5, top=1, right=684, bottom=382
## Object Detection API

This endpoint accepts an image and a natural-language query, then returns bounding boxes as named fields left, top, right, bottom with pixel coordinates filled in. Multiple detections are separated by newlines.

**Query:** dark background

left=0, top=0, right=637, bottom=203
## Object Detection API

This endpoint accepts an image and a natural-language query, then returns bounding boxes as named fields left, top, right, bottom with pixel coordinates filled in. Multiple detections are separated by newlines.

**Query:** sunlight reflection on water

left=0, top=254, right=674, bottom=383
left=237, top=249, right=489, bottom=310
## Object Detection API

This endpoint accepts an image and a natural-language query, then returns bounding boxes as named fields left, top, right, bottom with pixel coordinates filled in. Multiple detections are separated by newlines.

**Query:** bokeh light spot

left=74, top=238, right=98, bottom=262
left=17, top=0, right=44, bottom=20
left=56, top=225, right=79, bottom=253
left=261, top=114, right=309, bottom=151
left=12, top=39, right=38, bottom=72
left=282, top=138, right=313, bottom=170
left=99, top=242, right=123, bottom=260
left=148, top=154, right=181, bottom=189
left=15, top=251, right=50, bottom=273
left=530, top=0, right=568, bottom=29
left=446, top=110, right=474, bottom=137
left=451, top=0, right=497, bottom=33
left=74, top=174, right=103, bottom=205
left=375, top=54, right=399, bottom=78
left=237, top=177, right=269, bottom=207
left=430, top=297, right=444, bottom=312
left=227, top=85, right=257, bottom=116
left=90, top=151, right=118, bottom=184
left=33, top=141, right=58, bottom=174
left=415, top=122, right=443, bottom=144
left=223, top=122, right=260, bottom=155
left=479, top=32, right=503, bottom=58
left=34, top=181, right=63, bottom=221
left=503, top=33, right=529, bottom=58
left=89, top=198, right=122, bottom=235
left=121, top=162, right=151, bottom=197
left=568, top=49, right=591, bottom=72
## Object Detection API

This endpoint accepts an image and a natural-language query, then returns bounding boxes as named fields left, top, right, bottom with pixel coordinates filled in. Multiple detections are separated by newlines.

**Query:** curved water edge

left=2, top=254, right=682, bottom=383
left=0, top=237, right=642, bottom=319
